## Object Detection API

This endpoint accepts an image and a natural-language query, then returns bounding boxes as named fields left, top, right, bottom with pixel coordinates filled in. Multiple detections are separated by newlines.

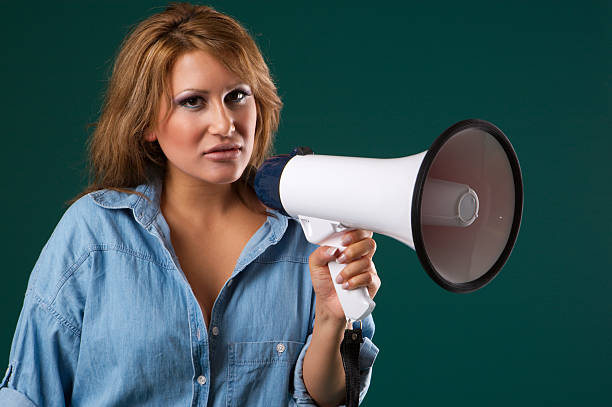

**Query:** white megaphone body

left=253, top=119, right=523, bottom=322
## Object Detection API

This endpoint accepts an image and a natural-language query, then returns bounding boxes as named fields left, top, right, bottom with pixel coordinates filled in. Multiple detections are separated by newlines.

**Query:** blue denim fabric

left=0, top=177, right=378, bottom=406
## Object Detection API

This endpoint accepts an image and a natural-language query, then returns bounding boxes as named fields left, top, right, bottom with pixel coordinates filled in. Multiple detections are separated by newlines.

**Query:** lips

left=202, top=143, right=243, bottom=161
left=203, top=143, right=242, bottom=154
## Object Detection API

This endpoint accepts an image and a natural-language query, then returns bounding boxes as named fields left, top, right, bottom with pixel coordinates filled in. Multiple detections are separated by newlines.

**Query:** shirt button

left=276, top=343, right=286, bottom=354
left=227, top=279, right=233, bottom=287
left=197, top=375, right=207, bottom=385
left=212, top=326, right=219, bottom=336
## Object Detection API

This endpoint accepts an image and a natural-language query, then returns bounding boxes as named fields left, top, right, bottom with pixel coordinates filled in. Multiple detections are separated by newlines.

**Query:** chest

left=179, top=236, right=242, bottom=321
left=168, top=216, right=266, bottom=326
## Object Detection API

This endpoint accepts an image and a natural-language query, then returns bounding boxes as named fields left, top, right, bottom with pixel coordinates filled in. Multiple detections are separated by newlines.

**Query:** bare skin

left=161, top=173, right=266, bottom=325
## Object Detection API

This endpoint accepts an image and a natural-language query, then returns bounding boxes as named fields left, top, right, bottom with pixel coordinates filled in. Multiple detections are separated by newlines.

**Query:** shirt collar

left=89, top=177, right=163, bottom=229
left=88, top=177, right=289, bottom=244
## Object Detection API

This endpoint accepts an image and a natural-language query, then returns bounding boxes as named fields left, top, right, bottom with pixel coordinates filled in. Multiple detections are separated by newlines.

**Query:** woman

left=0, top=3, right=380, bottom=406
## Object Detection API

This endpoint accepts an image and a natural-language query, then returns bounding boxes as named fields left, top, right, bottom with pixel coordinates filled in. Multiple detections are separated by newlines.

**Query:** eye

left=226, top=88, right=251, bottom=105
left=178, top=95, right=206, bottom=109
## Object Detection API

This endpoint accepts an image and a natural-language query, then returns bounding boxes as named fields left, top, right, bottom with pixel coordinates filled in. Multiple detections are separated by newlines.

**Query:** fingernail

left=342, top=282, right=349, bottom=289
left=335, top=274, right=344, bottom=284
left=337, top=253, right=347, bottom=264
left=341, top=235, right=352, bottom=246
left=327, top=247, right=338, bottom=257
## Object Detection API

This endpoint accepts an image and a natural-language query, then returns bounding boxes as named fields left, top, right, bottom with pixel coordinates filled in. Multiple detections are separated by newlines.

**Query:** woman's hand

left=308, top=229, right=381, bottom=323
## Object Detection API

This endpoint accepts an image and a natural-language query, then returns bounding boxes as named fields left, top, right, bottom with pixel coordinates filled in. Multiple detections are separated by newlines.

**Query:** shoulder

left=27, top=187, right=161, bottom=301
left=15, top=182, right=172, bottom=338
left=54, top=191, right=130, bottom=239
left=41, top=191, right=138, bottom=261
left=38, top=193, right=115, bottom=262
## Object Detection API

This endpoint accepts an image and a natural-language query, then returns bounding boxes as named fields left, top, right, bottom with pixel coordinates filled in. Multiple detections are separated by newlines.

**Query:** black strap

left=340, top=327, right=362, bottom=407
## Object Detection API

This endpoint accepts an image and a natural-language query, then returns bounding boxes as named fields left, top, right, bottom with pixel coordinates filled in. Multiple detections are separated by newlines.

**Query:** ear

left=144, top=132, right=157, bottom=142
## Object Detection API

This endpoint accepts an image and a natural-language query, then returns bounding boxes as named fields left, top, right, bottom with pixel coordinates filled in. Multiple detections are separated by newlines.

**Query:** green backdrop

left=1, top=0, right=610, bottom=405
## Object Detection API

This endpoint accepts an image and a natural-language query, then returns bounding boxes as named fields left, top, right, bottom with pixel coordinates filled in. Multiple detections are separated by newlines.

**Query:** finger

left=340, top=229, right=374, bottom=247
left=343, top=269, right=381, bottom=299
left=336, top=238, right=377, bottom=264
left=309, top=245, right=340, bottom=269
left=335, top=257, right=376, bottom=285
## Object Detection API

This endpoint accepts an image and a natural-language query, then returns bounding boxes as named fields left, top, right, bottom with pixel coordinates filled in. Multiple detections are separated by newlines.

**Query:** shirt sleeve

left=291, top=314, right=379, bottom=406
left=0, top=291, right=80, bottom=406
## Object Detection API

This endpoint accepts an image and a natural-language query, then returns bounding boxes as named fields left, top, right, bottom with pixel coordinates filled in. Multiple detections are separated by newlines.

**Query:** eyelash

left=178, top=89, right=252, bottom=110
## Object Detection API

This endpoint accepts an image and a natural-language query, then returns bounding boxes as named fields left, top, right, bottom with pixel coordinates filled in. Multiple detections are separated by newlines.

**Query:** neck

left=160, top=168, right=245, bottom=227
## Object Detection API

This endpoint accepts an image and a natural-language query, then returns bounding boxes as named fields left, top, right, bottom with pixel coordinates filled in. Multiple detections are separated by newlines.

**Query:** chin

left=202, top=170, right=244, bottom=185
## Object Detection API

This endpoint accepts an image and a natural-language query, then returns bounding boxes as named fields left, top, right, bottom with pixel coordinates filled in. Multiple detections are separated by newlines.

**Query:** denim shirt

left=1, top=178, right=378, bottom=406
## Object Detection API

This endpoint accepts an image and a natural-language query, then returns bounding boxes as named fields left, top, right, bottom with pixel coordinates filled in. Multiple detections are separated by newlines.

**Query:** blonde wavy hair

left=72, top=2, right=282, bottom=208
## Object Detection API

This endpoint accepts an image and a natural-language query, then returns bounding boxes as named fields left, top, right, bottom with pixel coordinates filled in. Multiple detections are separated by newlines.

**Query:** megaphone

left=253, top=119, right=523, bottom=321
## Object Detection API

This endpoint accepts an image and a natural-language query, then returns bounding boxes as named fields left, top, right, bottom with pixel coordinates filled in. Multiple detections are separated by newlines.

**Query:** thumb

left=309, top=246, right=340, bottom=299
left=309, top=246, right=339, bottom=271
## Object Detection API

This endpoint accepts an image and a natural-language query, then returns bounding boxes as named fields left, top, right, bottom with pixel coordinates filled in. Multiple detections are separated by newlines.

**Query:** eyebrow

left=175, top=88, right=209, bottom=97
left=174, top=84, right=250, bottom=97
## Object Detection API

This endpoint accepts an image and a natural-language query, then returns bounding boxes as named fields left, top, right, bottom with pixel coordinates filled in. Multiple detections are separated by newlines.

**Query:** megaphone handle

left=328, top=259, right=376, bottom=321
left=296, top=215, right=376, bottom=321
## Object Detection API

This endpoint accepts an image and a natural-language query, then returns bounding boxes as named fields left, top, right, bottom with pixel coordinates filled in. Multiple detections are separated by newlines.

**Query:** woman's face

left=147, top=50, right=257, bottom=186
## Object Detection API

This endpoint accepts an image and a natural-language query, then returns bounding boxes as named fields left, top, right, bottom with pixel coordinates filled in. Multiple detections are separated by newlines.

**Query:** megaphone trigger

left=297, top=215, right=350, bottom=246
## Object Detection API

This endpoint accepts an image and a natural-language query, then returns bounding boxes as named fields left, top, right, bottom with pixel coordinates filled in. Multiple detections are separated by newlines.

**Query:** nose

left=208, top=100, right=234, bottom=137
